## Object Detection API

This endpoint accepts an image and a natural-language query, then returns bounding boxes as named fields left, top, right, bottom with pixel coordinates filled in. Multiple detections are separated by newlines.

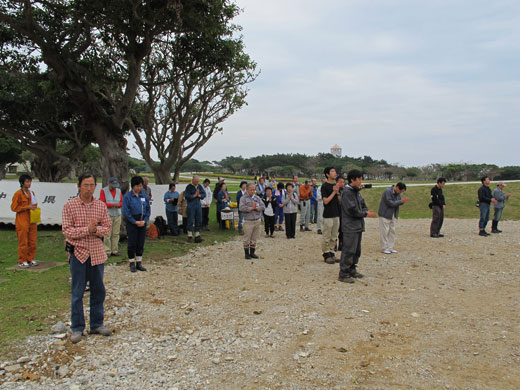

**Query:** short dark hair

left=203, top=178, right=210, bottom=184
left=78, top=173, right=96, bottom=186
left=240, top=181, right=248, bottom=188
left=323, top=166, right=335, bottom=178
left=481, top=176, right=489, bottom=183
left=346, top=169, right=363, bottom=184
left=396, top=182, right=406, bottom=190
left=437, top=177, right=447, bottom=184
left=265, top=186, right=272, bottom=192
left=336, top=176, right=345, bottom=182
left=18, top=174, right=32, bottom=187
left=131, top=176, right=144, bottom=188
left=286, top=182, right=294, bottom=189
left=277, top=182, right=285, bottom=190
left=169, top=183, right=176, bottom=190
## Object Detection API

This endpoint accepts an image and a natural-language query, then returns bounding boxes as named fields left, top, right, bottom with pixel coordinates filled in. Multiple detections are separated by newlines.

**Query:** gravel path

left=1, top=218, right=519, bottom=390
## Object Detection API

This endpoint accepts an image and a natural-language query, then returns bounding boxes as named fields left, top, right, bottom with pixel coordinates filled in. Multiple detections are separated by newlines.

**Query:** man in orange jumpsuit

left=10, top=174, right=38, bottom=267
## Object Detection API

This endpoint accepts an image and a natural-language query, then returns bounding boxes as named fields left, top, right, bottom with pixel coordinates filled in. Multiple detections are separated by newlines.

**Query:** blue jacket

left=123, top=191, right=151, bottom=224
left=311, top=187, right=318, bottom=205
left=185, top=183, right=206, bottom=207
left=164, top=190, right=179, bottom=212
left=217, top=190, right=230, bottom=212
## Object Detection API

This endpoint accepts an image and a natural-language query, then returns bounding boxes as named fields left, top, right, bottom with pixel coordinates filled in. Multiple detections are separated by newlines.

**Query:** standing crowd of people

left=8, top=170, right=513, bottom=343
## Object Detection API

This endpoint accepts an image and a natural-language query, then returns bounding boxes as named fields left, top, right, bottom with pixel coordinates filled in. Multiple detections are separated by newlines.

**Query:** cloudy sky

left=191, top=0, right=520, bottom=167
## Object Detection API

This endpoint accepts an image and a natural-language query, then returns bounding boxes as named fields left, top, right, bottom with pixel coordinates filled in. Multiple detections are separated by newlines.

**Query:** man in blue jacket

left=377, top=183, right=409, bottom=254
left=185, top=175, right=206, bottom=243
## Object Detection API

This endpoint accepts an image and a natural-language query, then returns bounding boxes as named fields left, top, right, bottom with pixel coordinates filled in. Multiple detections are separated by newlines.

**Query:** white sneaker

left=18, top=262, right=30, bottom=268
left=382, top=250, right=392, bottom=254
left=28, top=260, right=39, bottom=266
left=390, top=250, right=398, bottom=254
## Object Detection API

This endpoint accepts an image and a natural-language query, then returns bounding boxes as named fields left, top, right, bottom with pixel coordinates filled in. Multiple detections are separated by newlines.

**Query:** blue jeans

left=310, top=202, right=318, bottom=224
left=70, top=253, right=105, bottom=332
left=493, top=207, right=503, bottom=222
left=479, top=203, right=490, bottom=229
left=274, top=206, right=284, bottom=225
left=187, top=204, right=202, bottom=233
left=166, top=210, right=179, bottom=235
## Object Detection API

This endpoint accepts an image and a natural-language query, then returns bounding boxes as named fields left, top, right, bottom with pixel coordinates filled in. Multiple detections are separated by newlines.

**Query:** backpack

left=154, top=216, right=168, bottom=237
left=146, top=223, right=159, bottom=239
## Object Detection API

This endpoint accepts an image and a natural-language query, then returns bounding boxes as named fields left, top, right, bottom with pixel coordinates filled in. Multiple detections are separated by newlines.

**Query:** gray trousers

left=299, top=200, right=311, bottom=227
left=317, top=202, right=324, bottom=230
left=339, top=231, right=362, bottom=278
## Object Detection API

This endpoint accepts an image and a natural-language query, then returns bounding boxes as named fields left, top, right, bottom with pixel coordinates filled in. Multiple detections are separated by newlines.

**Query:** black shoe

left=323, top=253, right=335, bottom=264
left=304, top=227, right=312, bottom=232
left=438, top=234, right=444, bottom=237
left=194, top=236, right=203, bottom=243
left=479, top=230, right=489, bottom=236
left=250, top=248, right=259, bottom=259
left=338, top=276, right=355, bottom=284
left=491, top=229, right=500, bottom=234
left=244, top=248, right=251, bottom=260
left=350, top=270, right=364, bottom=279
left=130, top=262, right=136, bottom=273
left=430, top=234, right=439, bottom=238
left=187, top=236, right=193, bottom=242
left=136, top=262, right=147, bottom=272
left=317, top=229, right=322, bottom=234
left=300, top=226, right=304, bottom=232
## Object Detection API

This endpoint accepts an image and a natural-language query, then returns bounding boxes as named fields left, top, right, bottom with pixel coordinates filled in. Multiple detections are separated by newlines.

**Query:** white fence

left=0, top=181, right=186, bottom=225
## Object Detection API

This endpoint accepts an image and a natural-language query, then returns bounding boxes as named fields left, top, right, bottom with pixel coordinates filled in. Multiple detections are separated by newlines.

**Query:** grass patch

left=0, top=204, right=235, bottom=356
left=360, top=182, right=520, bottom=220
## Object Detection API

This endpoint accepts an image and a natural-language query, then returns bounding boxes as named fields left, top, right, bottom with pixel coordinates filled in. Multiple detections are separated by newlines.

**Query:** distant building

left=330, top=144, right=342, bottom=158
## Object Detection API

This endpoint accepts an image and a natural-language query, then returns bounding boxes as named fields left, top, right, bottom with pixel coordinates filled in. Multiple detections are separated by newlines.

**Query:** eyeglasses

left=81, top=184, right=96, bottom=188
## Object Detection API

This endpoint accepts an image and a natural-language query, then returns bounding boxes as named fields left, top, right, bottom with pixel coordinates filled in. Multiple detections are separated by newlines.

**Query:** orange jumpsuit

left=10, top=189, right=38, bottom=264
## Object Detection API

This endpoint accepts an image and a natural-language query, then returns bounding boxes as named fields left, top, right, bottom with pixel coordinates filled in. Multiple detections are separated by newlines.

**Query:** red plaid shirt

left=62, top=196, right=112, bottom=265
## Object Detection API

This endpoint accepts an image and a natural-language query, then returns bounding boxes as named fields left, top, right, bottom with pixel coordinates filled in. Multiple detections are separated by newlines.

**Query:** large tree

left=0, top=69, right=91, bottom=181
left=130, top=36, right=256, bottom=184
left=0, top=134, right=21, bottom=179
left=0, top=0, right=241, bottom=188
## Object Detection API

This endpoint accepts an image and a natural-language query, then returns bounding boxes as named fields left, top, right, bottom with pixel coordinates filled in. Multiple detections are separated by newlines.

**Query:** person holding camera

left=62, top=173, right=113, bottom=344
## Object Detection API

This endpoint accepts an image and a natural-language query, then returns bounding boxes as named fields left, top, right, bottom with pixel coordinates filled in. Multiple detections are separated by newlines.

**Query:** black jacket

left=430, top=186, right=445, bottom=207
left=341, top=185, right=368, bottom=233
left=262, top=195, right=277, bottom=212
left=478, top=185, right=492, bottom=204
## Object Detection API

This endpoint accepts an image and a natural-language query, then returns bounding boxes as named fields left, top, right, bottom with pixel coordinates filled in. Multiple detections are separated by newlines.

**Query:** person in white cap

left=492, top=182, right=511, bottom=233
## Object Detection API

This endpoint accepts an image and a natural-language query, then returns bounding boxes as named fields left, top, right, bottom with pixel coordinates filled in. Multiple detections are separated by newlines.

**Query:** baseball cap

left=109, top=177, right=120, bottom=188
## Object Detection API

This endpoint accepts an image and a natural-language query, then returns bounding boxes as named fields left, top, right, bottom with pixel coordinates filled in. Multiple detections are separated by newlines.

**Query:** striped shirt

left=62, top=196, right=112, bottom=265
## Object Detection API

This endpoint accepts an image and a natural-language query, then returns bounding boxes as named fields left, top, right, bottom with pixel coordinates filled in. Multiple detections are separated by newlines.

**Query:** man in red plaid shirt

left=62, top=173, right=113, bottom=344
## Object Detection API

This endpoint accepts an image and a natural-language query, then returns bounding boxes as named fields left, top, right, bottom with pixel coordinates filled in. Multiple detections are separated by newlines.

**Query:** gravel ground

left=1, top=218, right=519, bottom=390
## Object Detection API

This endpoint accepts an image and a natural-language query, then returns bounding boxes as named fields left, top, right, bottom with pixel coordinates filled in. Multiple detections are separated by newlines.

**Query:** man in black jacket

left=477, top=176, right=497, bottom=236
left=338, top=170, right=377, bottom=284
left=430, top=178, right=446, bottom=238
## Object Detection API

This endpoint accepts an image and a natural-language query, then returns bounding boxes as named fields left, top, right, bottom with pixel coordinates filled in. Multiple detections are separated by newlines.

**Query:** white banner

left=0, top=181, right=186, bottom=225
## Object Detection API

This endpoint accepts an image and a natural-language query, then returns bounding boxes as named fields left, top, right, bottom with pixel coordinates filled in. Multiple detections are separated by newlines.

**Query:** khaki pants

left=317, top=202, right=324, bottom=230
left=243, top=220, right=261, bottom=248
left=104, top=215, right=121, bottom=255
left=379, top=217, right=396, bottom=251
left=321, top=217, right=340, bottom=253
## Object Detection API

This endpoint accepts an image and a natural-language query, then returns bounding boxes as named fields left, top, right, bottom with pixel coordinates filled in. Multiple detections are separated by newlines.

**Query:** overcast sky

left=171, top=0, right=520, bottom=167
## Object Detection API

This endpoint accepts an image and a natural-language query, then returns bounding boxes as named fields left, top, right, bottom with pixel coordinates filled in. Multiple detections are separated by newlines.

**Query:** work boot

left=70, top=331, right=83, bottom=344
left=89, top=325, right=113, bottom=336
left=244, top=248, right=251, bottom=260
left=323, top=253, right=335, bottom=264
left=136, top=262, right=147, bottom=272
left=249, top=248, right=259, bottom=259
